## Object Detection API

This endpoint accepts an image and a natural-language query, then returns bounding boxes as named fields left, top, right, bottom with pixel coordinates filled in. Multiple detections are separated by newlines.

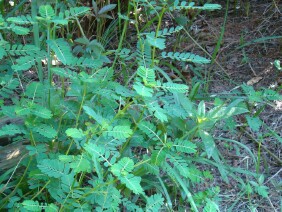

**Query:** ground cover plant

left=0, top=0, right=281, bottom=211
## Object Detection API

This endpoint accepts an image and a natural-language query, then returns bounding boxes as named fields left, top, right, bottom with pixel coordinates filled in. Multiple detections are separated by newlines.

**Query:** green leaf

left=83, top=105, right=105, bottom=125
left=136, top=66, right=156, bottom=85
left=246, top=115, right=262, bottom=132
left=12, top=55, right=36, bottom=71
left=59, top=154, right=91, bottom=173
left=151, top=149, right=166, bottom=165
left=173, top=139, right=197, bottom=154
left=21, top=200, right=41, bottom=211
left=39, top=5, right=55, bottom=19
left=7, top=15, right=34, bottom=25
left=0, top=124, right=26, bottom=137
left=274, top=60, right=281, bottom=71
left=146, top=35, right=166, bottom=50
left=256, top=185, right=269, bottom=198
left=203, top=199, right=220, bottom=212
left=11, top=25, right=30, bottom=35
left=119, top=174, right=143, bottom=194
left=52, top=67, right=78, bottom=80
left=199, top=130, right=215, bottom=158
left=37, top=159, right=70, bottom=178
left=66, top=128, right=85, bottom=139
left=0, top=46, right=7, bottom=60
left=167, top=154, right=190, bottom=178
left=133, top=82, right=154, bottom=97
left=31, top=104, right=52, bottom=119
left=33, top=124, right=57, bottom=139
left=47, top=39, right=73, bottom=65
left=161, top=82, right=188, bottom=93
left=107, top=125, right=132, bottom=139
left=146, top=193, right=164, bottom=212
left=65, top=7, right=91, bottom=19
left=84, top=143, right=115, bottom=167
left=111, top=157, right=134, bottom=177
left=162, top=51, right=210, bottom=64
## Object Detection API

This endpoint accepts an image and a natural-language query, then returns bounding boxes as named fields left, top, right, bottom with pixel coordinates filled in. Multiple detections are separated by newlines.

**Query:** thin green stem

left=111, top=1, right=131, bottom=70
left=151, top=7, right=166, bottom=68
left=31, top=0, right=44, bottom=83
left=65, top=84, right=87, bottom=155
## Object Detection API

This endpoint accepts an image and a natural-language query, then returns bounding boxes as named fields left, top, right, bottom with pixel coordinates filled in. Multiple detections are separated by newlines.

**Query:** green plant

left=0, top=1, right=281, bottom=211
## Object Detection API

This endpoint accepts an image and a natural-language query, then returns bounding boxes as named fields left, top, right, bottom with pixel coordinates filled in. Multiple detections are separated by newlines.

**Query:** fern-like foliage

left=7, top=15, right=34, bottom=25
left=47, top=39, right=73, bottom=65
left=0, top=124, right=26, bottom=137
left=39, top=5, right=55, bottom=19
left=37, top=159, right=71, bottom=178
left=84, top=143, right=117, bottom=167
left=64, top=7, right=91, bottom=19
left=161, top=51, right=211, bottom=64
left=0, top=74, right=19, bottom=98
left=21, top=200, right=58, bottom=212
left=170, top=1, right=222, bottom=11
left=136, top=66, right=156, bottom=86
left=146, top=193, right=164, bottom=212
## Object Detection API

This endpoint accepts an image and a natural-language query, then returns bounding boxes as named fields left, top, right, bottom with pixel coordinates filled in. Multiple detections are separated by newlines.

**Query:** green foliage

left=0, top=1, right=280, bottom=211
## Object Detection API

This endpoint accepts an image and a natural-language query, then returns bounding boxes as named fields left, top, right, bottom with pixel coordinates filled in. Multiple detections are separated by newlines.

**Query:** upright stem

left=111, top=1, right=131, bottom=70
left=151, top=7, right=166, bottom=68
left=47, top=24, right=52, bottom=108
left=31, top=0, right=44, bottom=83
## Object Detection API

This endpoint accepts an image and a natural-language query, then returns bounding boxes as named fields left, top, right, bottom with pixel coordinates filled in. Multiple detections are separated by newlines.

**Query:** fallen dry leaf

left=247, top=76, right=263, bottom=85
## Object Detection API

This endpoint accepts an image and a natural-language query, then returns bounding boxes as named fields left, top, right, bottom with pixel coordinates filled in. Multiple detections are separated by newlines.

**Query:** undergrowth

left=0, top=0, right=281, bottom=211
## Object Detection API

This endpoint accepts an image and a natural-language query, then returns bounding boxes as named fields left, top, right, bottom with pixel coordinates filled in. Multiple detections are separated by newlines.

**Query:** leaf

left=33, top=124, right=57, bottom=139
left=153, top=108, right=168, bottom=123
left=21, top=200, right=41, bottom=211
left=0, top=46, right=7, bottom=60
left=146, top=35, right=166, bottom=50
left=119, top=174, right=143, bottom=194
left=146, top=193, right=164, bottom=212
left=162, top=51, right=210, bottom=64
left=98, top=4, right=117, bottom=15
left=199, top=130, right=215, bottom=158
left=7, top=15, right=34, bottom=25
left=151, top=149, right=166, bottom=165
left=66, top=7, right=91, bottom=18
left=66, top=128, right=85, bottom=139
left=84, top=143, right=115, bottom=167
left=133, top=82, right=154, bottom=97
left=37, top=159, right=70, bottom=178
left=256, top=185, right=269, bottom=197
left=167, top=154, right=190, bottom=178
left=136, top=66, right=156, bottom=85
left=161, top=82, right=188, bottom=93
left=173, top=139, right=197, bottom=154
left=83, top=105, right=104, bottom=125
left=107, top=125, right=133, bottom=139
left=12, top=55, right=37, bottom=71
left=0, top=124, right=26, bottom=137
left=39, top=5, right=55, bottom=19
left=52, top=67, right=78, bottom=80
left=274, top=60, right=281, bottom=71
left=31, top=104, right=52, bottom=119
left=246, top=115, right=262, bottom=132
left=59, top=154, right=91, bottom=173
left=203, top=199, right=220, bottom=212
left=111, top=157, right=134, bottom=177
left=11, top=25, right=30, bottom=35
left=47, top=39, right=73, bottom=65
